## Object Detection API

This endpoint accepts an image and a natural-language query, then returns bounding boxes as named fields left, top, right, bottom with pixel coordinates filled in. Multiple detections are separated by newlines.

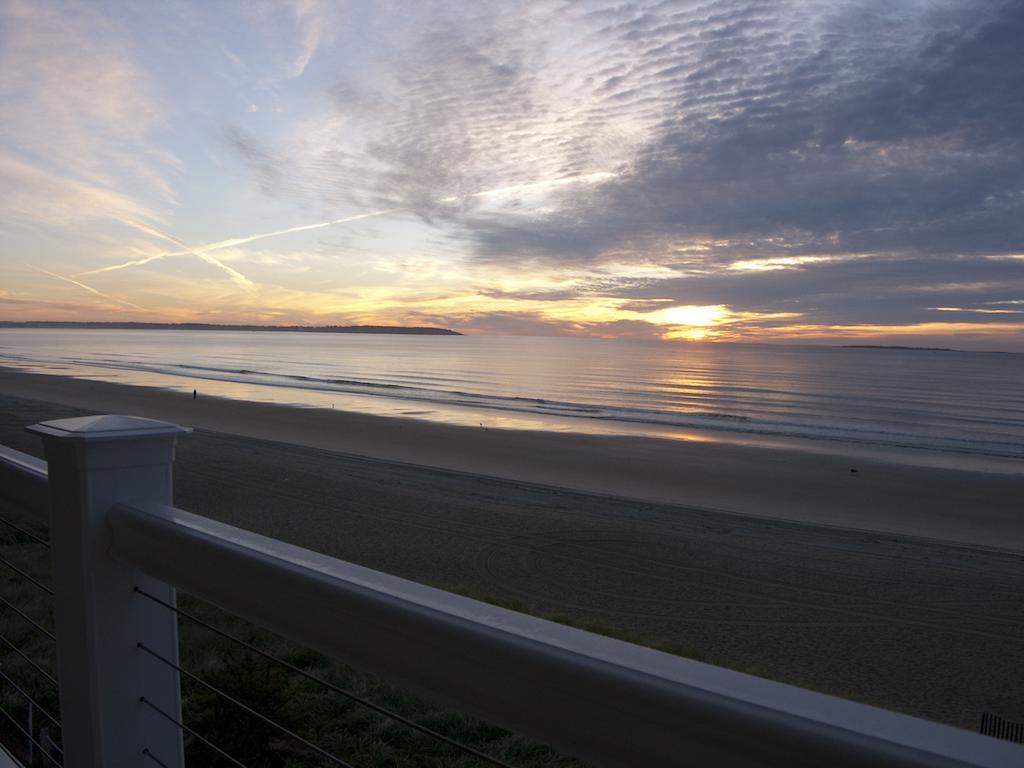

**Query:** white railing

left=0, top=414, right=1021, bottom=767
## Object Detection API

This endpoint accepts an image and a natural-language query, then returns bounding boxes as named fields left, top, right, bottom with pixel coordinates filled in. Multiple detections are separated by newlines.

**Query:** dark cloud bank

left=227, top=0, right=1024, bottom=343
left=456, top=0, right=1024, bottom=333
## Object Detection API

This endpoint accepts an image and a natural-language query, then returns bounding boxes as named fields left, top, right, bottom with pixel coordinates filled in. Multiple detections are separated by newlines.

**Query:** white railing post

left=28, top=415, right=190, bottom=768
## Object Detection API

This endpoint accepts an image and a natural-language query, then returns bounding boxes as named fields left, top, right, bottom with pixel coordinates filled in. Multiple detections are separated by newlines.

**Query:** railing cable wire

left=0, top=666, right=61, bottom=730
left=137, top=642, right=356, bottom=768
left=0, top=515, right=50, bottom=549
left=0, top=703, right=62, bottom=767
left=0, top=633, right=58, bottom=688
left=0, top=595, right=56, bottom=642
left=141, top=747, right=172, bottom=767
left=0, top=554, right=53, bottom=596
left=134, top=586, right=518, bottom=768
left=140, top=696, right=249, bottom=768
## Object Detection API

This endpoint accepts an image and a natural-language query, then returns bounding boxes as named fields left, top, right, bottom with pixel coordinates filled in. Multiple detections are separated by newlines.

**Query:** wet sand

left=1, top=369, right=1023, bottom=730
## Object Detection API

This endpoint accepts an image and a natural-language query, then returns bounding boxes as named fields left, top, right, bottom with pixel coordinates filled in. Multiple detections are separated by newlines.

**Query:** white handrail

left=2, top=417, right=1023, bottom=767
left=109, top=500, right=1022, bottom=768
left=0, top=445, right=49, bottom=523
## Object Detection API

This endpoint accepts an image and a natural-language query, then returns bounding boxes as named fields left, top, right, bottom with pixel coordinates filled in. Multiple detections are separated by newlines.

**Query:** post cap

left=27, top=415, right=192, bottom=442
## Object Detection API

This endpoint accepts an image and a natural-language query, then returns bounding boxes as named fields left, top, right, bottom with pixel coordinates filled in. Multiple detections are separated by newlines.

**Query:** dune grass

left=0, top=503, right=61, bottom=765
left=174, top=593, right=582, bottom=768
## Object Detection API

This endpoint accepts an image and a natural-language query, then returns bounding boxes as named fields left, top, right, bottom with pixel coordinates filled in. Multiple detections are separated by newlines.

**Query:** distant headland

left=842, top=344, right=954, bottom=352
left=841, top=344, right=1015, bottom=354
left=0, top=321, right=462, bottom=336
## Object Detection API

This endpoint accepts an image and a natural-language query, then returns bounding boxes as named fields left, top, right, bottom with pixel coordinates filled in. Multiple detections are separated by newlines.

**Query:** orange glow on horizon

left=9, top=261, right=1024, bottom=350
left=662, top=327, right=714, bottom=341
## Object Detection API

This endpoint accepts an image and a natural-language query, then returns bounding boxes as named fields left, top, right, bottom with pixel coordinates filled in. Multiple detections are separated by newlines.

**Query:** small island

left=842, top=344, right=954, bottom=352
left=0, top=321, right=462, bottom=336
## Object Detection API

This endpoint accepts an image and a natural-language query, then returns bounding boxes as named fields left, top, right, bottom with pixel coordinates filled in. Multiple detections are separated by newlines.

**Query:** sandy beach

left=0, top=367, right=1021, bottom=550
left=1, top=367, right=1023, bottom=730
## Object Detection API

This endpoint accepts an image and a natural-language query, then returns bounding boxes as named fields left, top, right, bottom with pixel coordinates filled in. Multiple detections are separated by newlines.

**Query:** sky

left=2, top=0, right=1023, bottom=349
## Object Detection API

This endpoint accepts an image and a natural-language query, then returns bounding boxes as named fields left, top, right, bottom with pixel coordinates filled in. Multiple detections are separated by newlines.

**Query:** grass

left=0, top=503, right=61, bottom=765
left=174, top=594, right=582, bottom=767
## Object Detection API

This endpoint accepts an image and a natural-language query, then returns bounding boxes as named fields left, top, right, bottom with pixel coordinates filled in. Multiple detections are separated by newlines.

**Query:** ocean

left=2, top=328, right=1022, bottom=464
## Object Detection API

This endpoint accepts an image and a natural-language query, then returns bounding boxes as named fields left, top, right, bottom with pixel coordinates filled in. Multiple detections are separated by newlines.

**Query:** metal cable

left=0, top=633, right=58, bottom=688
left=0, top=703, right=62, bottom=767
left=135, top=586, right=518, bottom=768
left=0, top=666, right=61, bottom=730
left=0, top=516, right=50, bottom=549
left=0, top=595, right=56, bottom=642
left=0, top=554, right=53, bottom=595
left=141, top=747, right=172, bottom=767
left=138, top=642, right=355, bottom=768
left=139, top=696, right=248, bottom=768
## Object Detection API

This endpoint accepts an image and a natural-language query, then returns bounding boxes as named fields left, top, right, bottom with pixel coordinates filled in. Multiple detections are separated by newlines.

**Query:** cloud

left=4, top=0, right=1023, bottom=347
left=227, top=3, right=645, bottom=218
left=0, top=153, right=161, bottom=228
left=610, top=253, right=1024, bottom=323
left=0, top=1, right=177, bottom=205
left=288, top=0, right=326, bottom=78
left=27, top=265, right=145, bottom=311
left=76, top=173, right=613, bottom=279
left=224, top=127, right=287, bottom=198
left=234, top=0, right=1021, bottom=282
left=463, top=0, right=1024, bottom=267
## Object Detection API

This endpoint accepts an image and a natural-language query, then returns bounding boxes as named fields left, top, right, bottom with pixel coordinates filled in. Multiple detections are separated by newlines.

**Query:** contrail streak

left=28, top=266, right=145, bottom=311
left=79, top=171, right=616, bottom=280
left=77, top=250, right=178, bottom=277
left=78, top=209, right=399, bottom=279
left=199, top=208, right=401, bottom=251
left=121, top=219, right=256, bottom=290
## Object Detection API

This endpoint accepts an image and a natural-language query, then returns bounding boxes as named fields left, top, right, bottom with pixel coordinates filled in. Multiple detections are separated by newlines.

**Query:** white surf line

left=27, top=265, right=146, bottom=311
left=78, top=171, right=616, bottom=279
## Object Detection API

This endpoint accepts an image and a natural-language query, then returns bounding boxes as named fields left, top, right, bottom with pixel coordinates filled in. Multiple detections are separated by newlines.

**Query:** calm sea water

left=2, top=329, right=1023, bottom=464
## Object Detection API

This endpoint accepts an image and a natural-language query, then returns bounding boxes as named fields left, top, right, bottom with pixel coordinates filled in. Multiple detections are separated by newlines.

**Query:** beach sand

left=0, top=367, right=1021, bottom=550
left=1, top=367, right=1022, bottom=730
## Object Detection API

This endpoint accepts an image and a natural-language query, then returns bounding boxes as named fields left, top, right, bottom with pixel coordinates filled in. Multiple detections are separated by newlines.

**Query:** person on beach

left=193, top=388, right=197, bottom=399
